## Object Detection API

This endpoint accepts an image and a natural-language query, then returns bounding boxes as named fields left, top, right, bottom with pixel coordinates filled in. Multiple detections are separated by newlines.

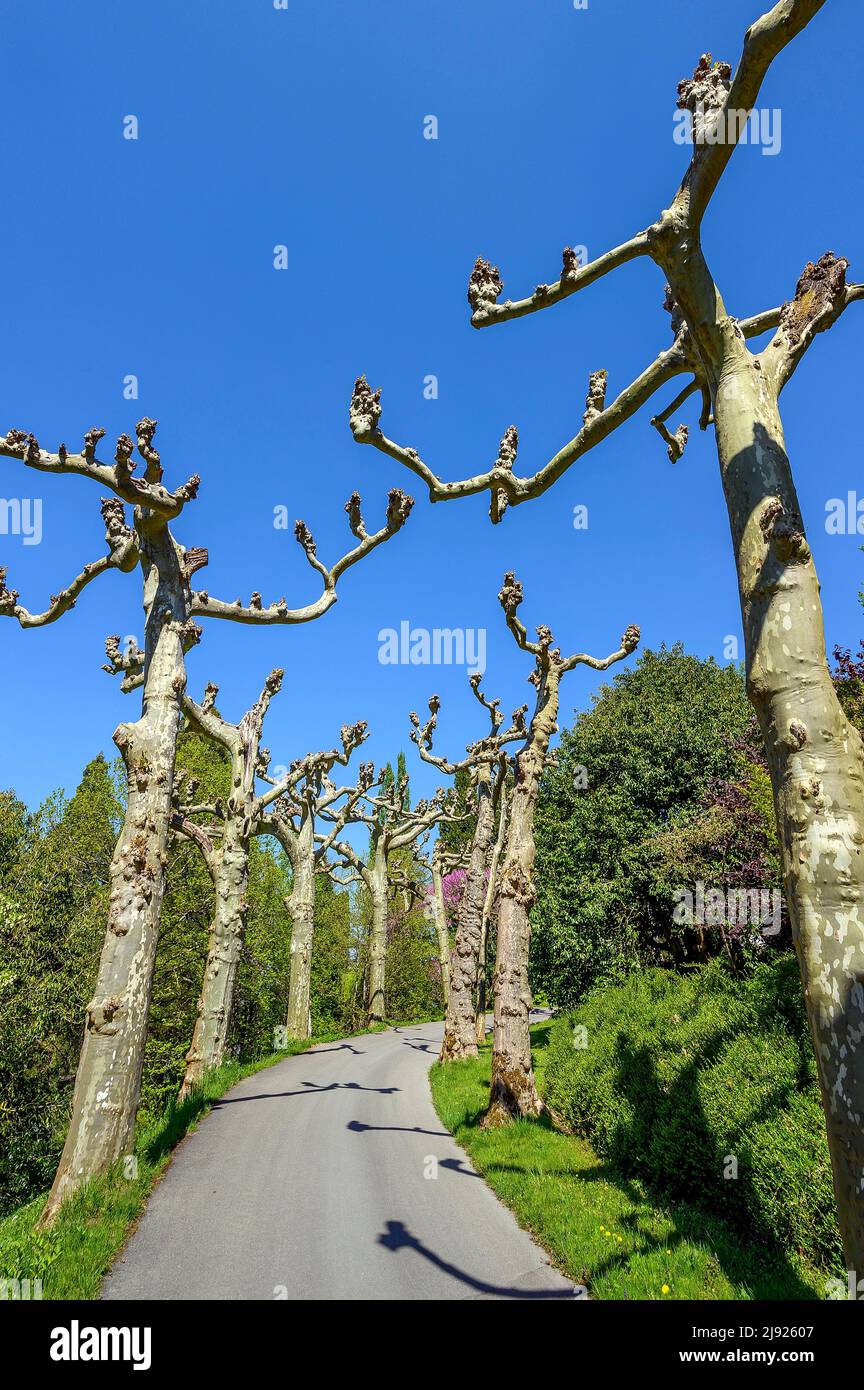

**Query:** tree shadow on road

left=213, top=1080, right=401, bottom=1105
left=346, top=1120, right=449, bottom=1137
left=377, top=1219, right=582, bottom=1299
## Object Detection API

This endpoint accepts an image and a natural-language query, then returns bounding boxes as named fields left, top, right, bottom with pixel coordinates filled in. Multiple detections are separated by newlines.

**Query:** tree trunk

left=39, top=532, right=187, bottom=1226
left=440, top=767, right=494, bottom=1062
left=366, top=854, right=388, bottom=1023
left=178, top=820, right=250, bottom=1100
left=483, top=675, right=558, bottom=1126
left=714, top=359, right=864, bottom=1269
left=431, top=854, right=451, bottom=1010
left=285, top=851, right=315, bottom=1040
left=476, top=782, right=508, bottom=1044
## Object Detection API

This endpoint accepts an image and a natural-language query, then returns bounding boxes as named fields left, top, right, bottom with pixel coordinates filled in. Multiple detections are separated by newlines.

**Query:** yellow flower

left=616, top=1235, right=623, bottom=1243
left=661, top=1284, right=671, bottom=1296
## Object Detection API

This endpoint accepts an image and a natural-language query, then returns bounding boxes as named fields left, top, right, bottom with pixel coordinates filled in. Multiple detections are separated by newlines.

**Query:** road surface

left=103, top=1015, right=579, bottom=1300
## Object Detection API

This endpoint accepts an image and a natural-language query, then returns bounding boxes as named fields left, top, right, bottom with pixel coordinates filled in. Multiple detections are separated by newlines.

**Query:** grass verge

left=429, top=1024, right=830, bottom=1301
left=0, top=1021, right=422, bottom=1300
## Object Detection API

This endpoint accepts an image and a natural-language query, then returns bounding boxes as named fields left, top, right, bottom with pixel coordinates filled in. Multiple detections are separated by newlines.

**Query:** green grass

left=429, top=1024, right=830, bottom=1301
left=0, top=1020, right=427, bottom=1301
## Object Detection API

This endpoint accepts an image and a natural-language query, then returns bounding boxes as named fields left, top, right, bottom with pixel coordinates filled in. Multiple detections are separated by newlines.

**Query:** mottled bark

left=705, top=337, right=864, bottom=1269
left=431, top=853, right=451, bottom=1010
left=367, top=851, right=389, bottom=1023
left=483, top=577, right=638, bottom=1127
left=440, top=766, right=495, bottom=1061
left=39, top=527, right=189, bottom=1224
left=285, top=839, right=315, bottom=1040
left=477, top=775, right=509, bottom=1043
left=271, top=728, right=374, bottom=1037
left=178, top=819, right=249, bottom=1100
left=483, top=669, right=559, bottom=1124
left=172, top=670, right=283, bottom=1098
left=408, top=683, right=525, bottom=1060
left=324, top=775, right=464, bottom=1024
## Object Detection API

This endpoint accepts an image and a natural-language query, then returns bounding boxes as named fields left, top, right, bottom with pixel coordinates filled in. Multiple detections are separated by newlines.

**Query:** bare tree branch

left=0, top=498, right=139, bottom=629
left=189, top=489, right=413, bottom=624
left=674, top=2, right=826, bottom=229
left=0, top=419, right=200, bottom=520
left=409, top=677, right=527, bottom=776
left=761, top=256, right=864, bottom=391
left=350, top=307, right=784, bottom=522
left=466, top=232, right=652, bottom=329
left=498, top=571, right=640, bottom=675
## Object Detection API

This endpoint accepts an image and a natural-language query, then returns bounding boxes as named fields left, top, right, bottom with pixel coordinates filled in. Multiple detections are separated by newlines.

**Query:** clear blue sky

left=1, top=0, right=862, bottom=811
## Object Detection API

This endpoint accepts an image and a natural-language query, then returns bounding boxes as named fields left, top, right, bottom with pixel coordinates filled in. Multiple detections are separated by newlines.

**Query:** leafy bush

left=532, top=646, right=775, bottom=1005
left=544, top=955, right=842, bottom=1270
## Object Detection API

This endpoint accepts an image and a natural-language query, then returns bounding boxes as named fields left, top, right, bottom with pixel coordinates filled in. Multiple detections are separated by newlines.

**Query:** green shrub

left=544, top=955, right=841, bottom=1270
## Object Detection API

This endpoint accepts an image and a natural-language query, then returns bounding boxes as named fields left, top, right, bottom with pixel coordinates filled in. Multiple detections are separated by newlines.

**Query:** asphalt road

left=102, top=1015, right=579, bottom=1301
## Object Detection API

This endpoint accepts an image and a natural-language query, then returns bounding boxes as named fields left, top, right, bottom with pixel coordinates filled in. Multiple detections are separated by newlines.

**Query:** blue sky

left=1, top=0, right=862, bottom=812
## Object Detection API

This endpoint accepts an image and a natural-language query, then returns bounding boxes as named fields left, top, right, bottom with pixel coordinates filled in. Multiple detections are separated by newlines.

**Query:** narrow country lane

left=102, top=1016, right=578, bottom=1301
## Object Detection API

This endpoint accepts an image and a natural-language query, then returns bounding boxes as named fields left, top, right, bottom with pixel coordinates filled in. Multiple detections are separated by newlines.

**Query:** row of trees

left=2, top=0, right=862, bottom=1273
left=346, top=0, right=864, bottom=1269
left=0, top=727, right=448, bottom=1217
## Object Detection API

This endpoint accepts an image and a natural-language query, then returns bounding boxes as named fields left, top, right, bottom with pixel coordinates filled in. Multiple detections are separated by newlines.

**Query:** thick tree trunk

left=286, top=851, right=315, bottom=1040
left=431, top=855, right=451, bottom=1010
left=714, top=361, right=864, bottom=1269
left=476, top=783, right=508, bottom=1044
left=178, top=822, right=250, bottom=1100
left=440, top=767, right=494, bottom=1062
left=39, top=532, right=187, bottom=1226
left=483, top=676, right=558, bottom=1126
left=367, top=854, right=388, bottom=1023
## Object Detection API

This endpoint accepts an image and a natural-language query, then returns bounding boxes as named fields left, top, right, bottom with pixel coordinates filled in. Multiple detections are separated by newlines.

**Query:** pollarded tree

left=482, top=575, right=639, bottom=1126
left=153, top=663, right=376, bottom=1060
left=349, top=0, right=864, bottom=1264
left=104, top=648, right=290, bottom=1096
left=409, top=678, right=527, bottom=1061
left=170, top=670, right=286, bottom=1098
left=427, top=839, right=472, bottom=1011
left=0, top=415, right=412, bottom=1224
left=261, top=730, right=377, bottom=1040
left=324, top=778, right=465, bottom=1022
left=476, top=758, right=512, bottom=1044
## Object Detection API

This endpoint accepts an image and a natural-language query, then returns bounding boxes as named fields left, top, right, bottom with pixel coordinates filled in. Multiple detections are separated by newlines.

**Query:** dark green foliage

left=308, top=875, right=354, bottom=1034
left=437, top=765, right=475, bottom=856
left=384, top=902, right=443, bottom=1022
left=544, top=956, right=842, bottom=1271
left=532, top=646, right=772, bottom=1006
left=0, top=757, right=120, bottom=1214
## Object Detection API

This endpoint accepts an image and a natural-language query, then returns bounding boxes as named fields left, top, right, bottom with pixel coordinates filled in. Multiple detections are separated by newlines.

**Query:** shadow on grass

left=433, top=1034, right=820, bottom=1302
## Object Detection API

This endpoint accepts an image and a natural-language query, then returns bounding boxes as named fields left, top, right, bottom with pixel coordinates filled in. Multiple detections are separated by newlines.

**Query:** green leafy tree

left=0, top=756, right=120, bottom=1213
left=532, top=646, right=760, bottom=1006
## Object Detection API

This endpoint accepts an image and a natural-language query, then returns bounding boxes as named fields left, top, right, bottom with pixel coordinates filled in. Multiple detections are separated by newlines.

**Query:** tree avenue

left=2, top=0, right=862, bottom=1287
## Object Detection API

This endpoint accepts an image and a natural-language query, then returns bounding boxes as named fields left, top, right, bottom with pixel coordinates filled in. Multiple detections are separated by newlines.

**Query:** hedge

left=543, top=955, right=842, bottom=1270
